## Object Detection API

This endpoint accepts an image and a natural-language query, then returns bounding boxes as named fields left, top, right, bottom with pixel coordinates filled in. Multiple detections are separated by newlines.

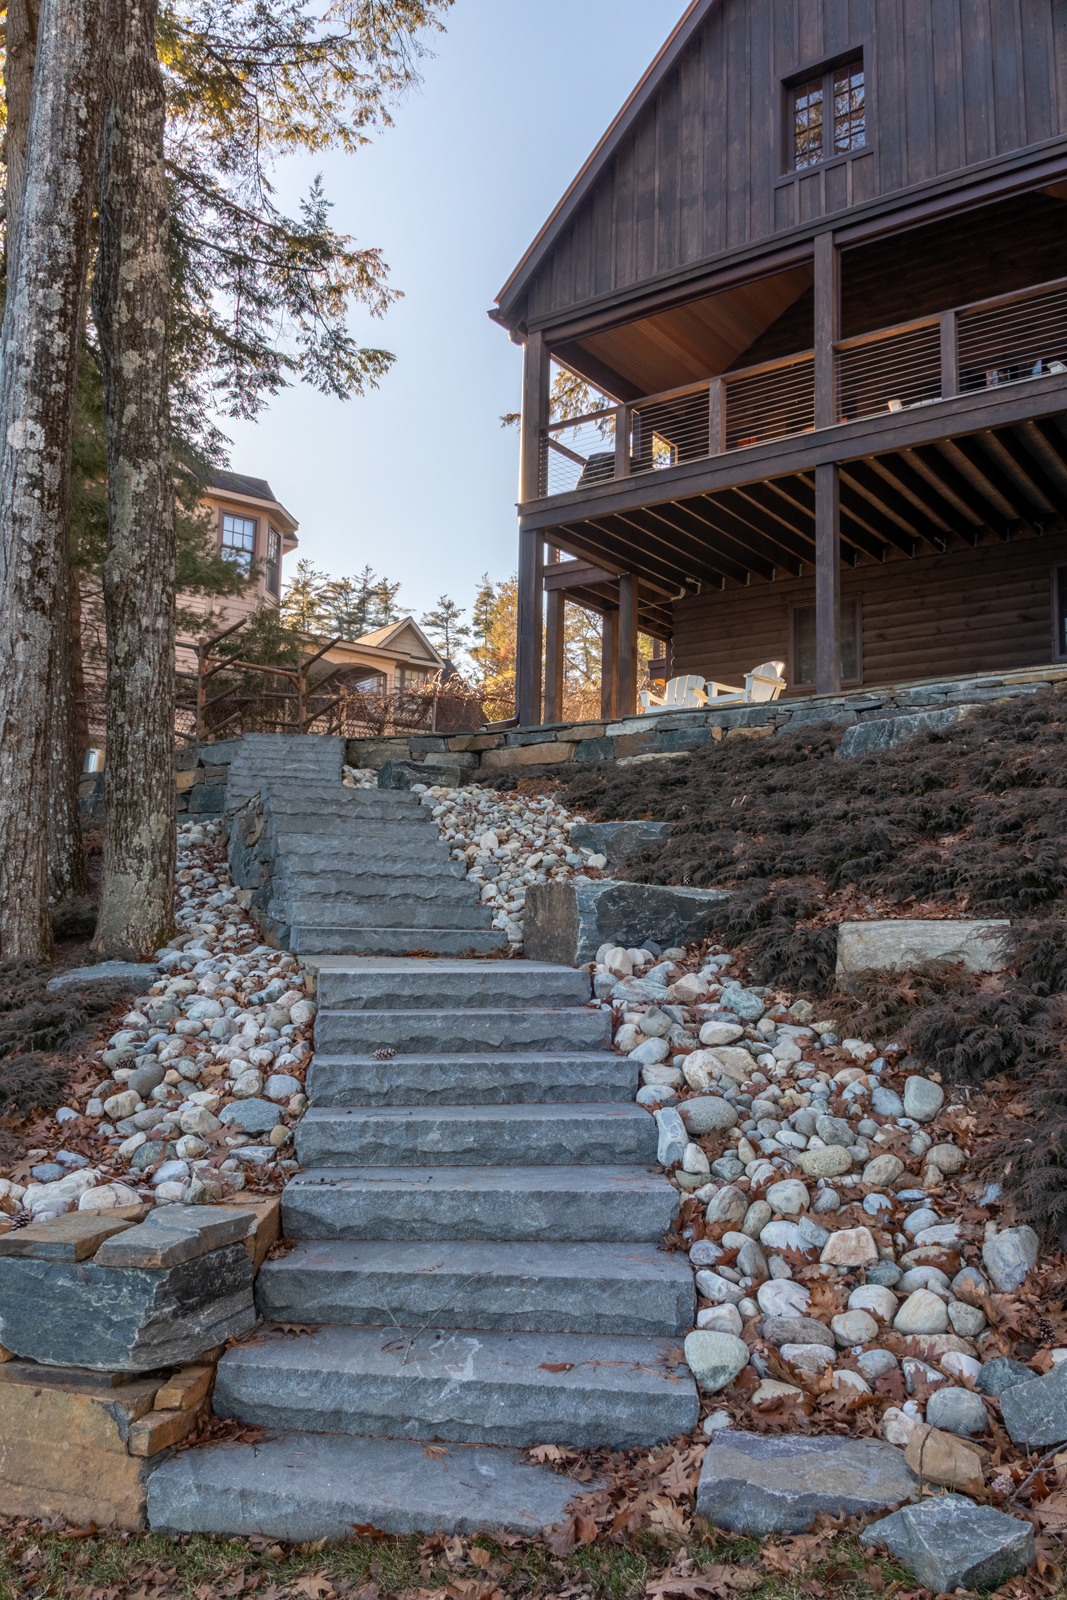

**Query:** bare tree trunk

left=48, top=543, right=92, bottom=907
left=90, top=0, right=176, bottom=958
left=0, top=0, right=115, bottom=959
left=2, top=0, right=40, bottom=259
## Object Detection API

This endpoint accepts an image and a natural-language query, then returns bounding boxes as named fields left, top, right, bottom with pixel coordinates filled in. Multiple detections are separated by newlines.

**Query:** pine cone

left=372, top=1047, right=396, bottom=1061
left=10, top=1210, right=33, bottom=1231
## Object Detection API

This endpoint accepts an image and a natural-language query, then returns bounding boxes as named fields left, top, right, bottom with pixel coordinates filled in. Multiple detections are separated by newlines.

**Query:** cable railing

left=533, top=273, right=1067, bottom=500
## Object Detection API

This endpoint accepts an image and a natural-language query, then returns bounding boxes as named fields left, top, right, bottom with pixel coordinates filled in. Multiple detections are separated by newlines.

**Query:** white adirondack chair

left=638, top=674, right=709, bottom=713
left=705, top=660, right=787, bottom=706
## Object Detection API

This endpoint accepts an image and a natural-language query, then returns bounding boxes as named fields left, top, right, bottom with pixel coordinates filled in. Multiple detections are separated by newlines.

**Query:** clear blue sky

left=216, top=1, right=683, bottom=626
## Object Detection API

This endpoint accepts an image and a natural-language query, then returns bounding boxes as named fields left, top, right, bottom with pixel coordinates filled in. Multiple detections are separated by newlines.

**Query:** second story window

left=221, top=513, right=256, bottom=573
left=790, top=54, right=865, bottom=170
left=266, top=527, right=281, bottom=595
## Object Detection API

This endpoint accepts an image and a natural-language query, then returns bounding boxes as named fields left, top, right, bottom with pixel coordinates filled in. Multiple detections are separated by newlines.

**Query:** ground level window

left=221, top=513, right=256, bottom=573
left=790, top=596, right=863, bottom=688
left=1055, top=566, right=1067, bottom=659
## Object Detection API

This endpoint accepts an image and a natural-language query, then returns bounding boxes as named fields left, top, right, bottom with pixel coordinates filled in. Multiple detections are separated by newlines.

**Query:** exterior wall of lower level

left=670, top=530, right=1067, bottom=693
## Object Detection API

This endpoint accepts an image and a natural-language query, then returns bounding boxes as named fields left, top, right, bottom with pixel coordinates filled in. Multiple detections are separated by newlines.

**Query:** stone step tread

left=314, top=959, right=591, bottom=1010
left=213, top=1323, right=699, bottom=1449
left=295, top=1102, right=657, bottom=1169
left=279, top=860, right=467, bottom=880
left=289, top=903, right=496, bottom=930
left=313, top=1007, right=610, bottom=1053
left=282, top=1164, right=677, bottom=1242
left=256, top=1239, right=695, bottom=1336
left=305, top=1051, right=634, bottom=1106
left=287, top=882, right=480, bottom=906
left=146, top=1430, right=589, bottom=1539
left=291, top=929, right=508, bottom=957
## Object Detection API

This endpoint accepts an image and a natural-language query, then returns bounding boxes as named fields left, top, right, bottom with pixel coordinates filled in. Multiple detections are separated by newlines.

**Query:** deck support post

left=814, top=231, right=840, bottom=430
left=940, top=310, right=959, bottom=398
left=519, top=331, right=549, bottom=504
left=815, top=462, right=841, bottom=696
left=617, top=574, right=639, bottom=717
left=543, top=551, right=565, bottom=724
left=516, top=530, right=544, bottom=725
left=601, top=610, right=618, bottom=720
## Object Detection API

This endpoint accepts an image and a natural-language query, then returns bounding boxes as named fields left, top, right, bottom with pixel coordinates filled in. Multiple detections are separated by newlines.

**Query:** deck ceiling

left=543, top=415, right=1067, bottom=599
left=554, top=264, right=814, bottom=402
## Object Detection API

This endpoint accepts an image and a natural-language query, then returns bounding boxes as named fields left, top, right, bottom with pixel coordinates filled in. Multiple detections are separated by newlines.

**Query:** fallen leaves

left=646, top=1568, right=761, bottom=1598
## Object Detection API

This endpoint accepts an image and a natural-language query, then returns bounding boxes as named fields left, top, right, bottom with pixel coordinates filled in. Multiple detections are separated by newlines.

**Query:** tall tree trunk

left=2, top=0, right=40, bottom=260
left=90, top=0, right=176, bottom=959
left=0, top=0, right=116, bottom=960
left=48, top=543, right=92, bottom=907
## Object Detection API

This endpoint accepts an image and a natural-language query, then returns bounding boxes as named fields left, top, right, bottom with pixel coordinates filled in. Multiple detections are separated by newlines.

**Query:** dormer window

left=790, top=55, right=865, bottom=170
left=221, top=513, right=256, bottom=573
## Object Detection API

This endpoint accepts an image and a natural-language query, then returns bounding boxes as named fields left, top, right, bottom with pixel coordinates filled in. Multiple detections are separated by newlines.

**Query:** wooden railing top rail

left=834, top=271, right=1067, bottom=355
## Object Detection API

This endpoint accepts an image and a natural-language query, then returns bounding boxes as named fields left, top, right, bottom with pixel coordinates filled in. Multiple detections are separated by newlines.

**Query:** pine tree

left=470, top=573, right=497, bottom=685
left=420, top=594, right=470, bottom=664
left=280, top=559, right=330, bottom=634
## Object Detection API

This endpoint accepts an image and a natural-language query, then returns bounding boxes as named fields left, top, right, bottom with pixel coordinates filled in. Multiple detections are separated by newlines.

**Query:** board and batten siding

left=669, top=531, right=1067, bottom=691
left=526, top=0, right=1067, bottom=324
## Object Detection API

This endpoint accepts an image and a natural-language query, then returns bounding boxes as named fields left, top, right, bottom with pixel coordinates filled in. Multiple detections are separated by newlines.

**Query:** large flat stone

left=214, top=1323, right=698, bottom=1448
left=0, top=1243, right=255, bottom=1371
left=524, top=880, right=732, bottom=966
left=999, top=1360, right=1067, bottom=1450
left=836, top=918, right=1009, bottom=974
left=93, top=1205, right=256, bottom=1269
left=866, top=1496, right=1035, bottom=1592
left=695, top=1430, right=919, bottom=1534
left=45, top=961, right=160, bottom=995
left=836, top=707, right=966, bottom=760
left=294, top=1102, right=659, bottom=1168
left=147, top=1429, right=590, bottom=1539
left=306, top=1051, right=637, bottom=1106
left=282, top=1165, right=679, bottom=1243
left=311, top=956, right=592, bottom=1011
left=313, top=1006, right=611, bottom=1055
left=256, top=1239, right=694, bottom=1336
left=0, top=1211, right=138, bottom=1261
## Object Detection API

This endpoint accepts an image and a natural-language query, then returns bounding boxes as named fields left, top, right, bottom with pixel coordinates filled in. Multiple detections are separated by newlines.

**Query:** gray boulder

left=220, top=1098, right=283, bottom=1135
left=837, top=918, right=1008, bottom=977
left=925, top=1386, right=989, bottom=1437
left=654, top=1107, right=687, bottom=1167
left=1000, top=1361, right=1067, bottom=1450
left=983, top=1226, right=1039, bottom=1292
left=45, top=960, right=160, bottom=995
left=696, top=1431, right=918, bottom=1535
left=523, top=880, right=731, bottom=966
left=836, top=707, right=965, bottom=761
left=0, top=1242, right=254, bottom=1371
left=977, top=1357, right=1033, bottom=1397
left=865, top=1496, right=1034, bottom=1592
left=679, top=1096, right=738, bottom=1135
left=568, top=820, right=673, bottom=863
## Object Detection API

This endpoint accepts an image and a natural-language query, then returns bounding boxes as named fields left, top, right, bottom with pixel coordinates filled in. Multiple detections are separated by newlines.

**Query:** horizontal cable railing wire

left=542, top=411, right=617, bottom=496
left=835, top=321, right=942, bottom=421
left=724, top=355, right=814, bottom=450
left=631, top=388, right=713, bottom=472
left=958, top=282, right=1067, bottom=392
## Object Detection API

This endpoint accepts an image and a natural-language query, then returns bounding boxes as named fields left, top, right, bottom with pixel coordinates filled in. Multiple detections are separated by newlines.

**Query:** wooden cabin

left=495, top=0, right=1067, bottom=723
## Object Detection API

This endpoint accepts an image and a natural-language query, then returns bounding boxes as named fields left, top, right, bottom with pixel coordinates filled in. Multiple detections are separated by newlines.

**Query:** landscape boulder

left=695, top=1431, right=918, bottom=1535
left=568, top=820, right=673, bottom=862
left=999, top=1359, right=1067, bottom=1450
left=523, top=880, right=731, bottom=966
left=865, top=1496, right=1034, bottom=1593
left=835, top=707, right=966, bottom=761
left=45, top=960, right=161, bottom=996
left=836, top=919, right=1009, bottom=975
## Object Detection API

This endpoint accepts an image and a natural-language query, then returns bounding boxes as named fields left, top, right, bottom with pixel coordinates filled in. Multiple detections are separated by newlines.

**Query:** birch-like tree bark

left=0, top=0, right=116, bottom=958
left=90, top=0, right=176, bottom=957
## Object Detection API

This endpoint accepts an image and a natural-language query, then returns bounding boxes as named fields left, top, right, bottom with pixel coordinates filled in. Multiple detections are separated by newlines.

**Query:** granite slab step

left=213, top=1323, right=699, bottom=1448
left=295, top=1102, right=658, bottom=1168
left=312, top=1006, right=611, bottom=1055
left=312, top=958, right=592, bottom=1012
left=282, top=1164, right=677, bottom=1241
left=288, top=895, right=493, bottom=930
left=305, top=1050, right=634, bottom=1106
left=147, top=1429, right=592, bottom=1539
left=278, top=856, right=468, bottom=883
left=255, top=1239, right=695, bottom=1335
left=290, top=927, right=508, bottom=958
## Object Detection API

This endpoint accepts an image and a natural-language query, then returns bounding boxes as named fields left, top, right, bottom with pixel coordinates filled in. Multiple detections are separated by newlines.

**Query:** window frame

left=783, top=51, right=866, bottom=175
left=788, top=594, right=864, bottom=690
left=219, top=510, right=258, bottom=575
left=265, top=525, right=281, bottom=596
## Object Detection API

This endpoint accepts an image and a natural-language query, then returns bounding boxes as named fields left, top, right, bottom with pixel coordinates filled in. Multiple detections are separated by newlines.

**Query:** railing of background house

left=535, top=273, right=1067, bottom=499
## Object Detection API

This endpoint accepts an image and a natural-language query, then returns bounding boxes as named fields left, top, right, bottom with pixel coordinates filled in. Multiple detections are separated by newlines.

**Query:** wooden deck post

left=519, top=330, right=549, bottom=504
left=601, top=610, right=618, bottom=720
left=516, top=530, right=545, bottom=725
left=940, top=309, right=959, bottom=398
left=617, top=574, right=639, bottom=717
left=814, top=231, right=840, bottom=430
left=815, top=462, right=841, bottom=696
left=543, top=549, right=565, bottom=723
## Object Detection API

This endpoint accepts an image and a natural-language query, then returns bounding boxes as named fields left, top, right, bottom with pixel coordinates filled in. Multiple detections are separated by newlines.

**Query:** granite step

left=255, top=1239, right=694, bottom=1335
left=287, top=895, right=493, bottom=931
left=295, top=1102, right=659, bottom=1168
left=290, top=927, right=508, bottom=958
left=282, top=1164, right=677, bottom=1242
left=312, top=1006, right=611, bottom=1055
left=312, top=958, right=592, bottom=1012
left=212, top=1323, right=699, bottom=1448
left=147, top=1429, right=591, bottom=1540
left=305, top=1050, right=634, bottom=1106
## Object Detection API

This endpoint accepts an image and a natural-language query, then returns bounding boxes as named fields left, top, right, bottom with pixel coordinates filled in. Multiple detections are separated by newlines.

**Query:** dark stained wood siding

left=524, top=0, right=1067, bottom=324
left=670, top=531, right=1067, bottom=688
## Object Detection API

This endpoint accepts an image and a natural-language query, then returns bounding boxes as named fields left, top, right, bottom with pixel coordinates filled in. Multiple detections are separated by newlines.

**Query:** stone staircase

left=148, top=957, right=698, bottom=1539
left=228, top=777, right=505, bottom=957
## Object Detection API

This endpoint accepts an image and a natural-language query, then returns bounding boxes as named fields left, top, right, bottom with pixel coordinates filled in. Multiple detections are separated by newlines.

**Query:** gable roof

left=355, top=616, right=444, bottom=664
left=494, top=0, right=715, bottom=329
